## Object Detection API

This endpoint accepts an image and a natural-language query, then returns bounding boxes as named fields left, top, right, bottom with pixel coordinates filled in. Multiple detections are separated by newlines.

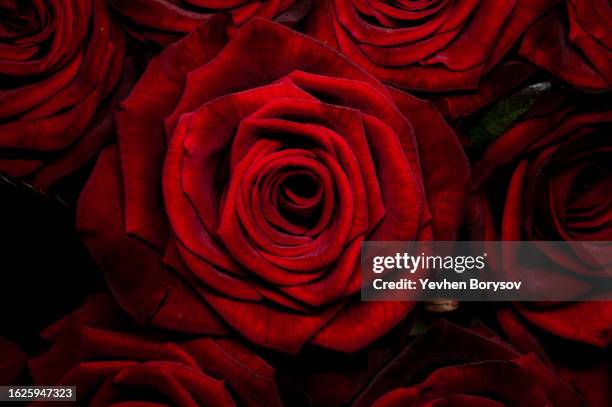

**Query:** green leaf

left=409, top=318, right=430, bottom=337
left=468, top=82, right=552, bottom=145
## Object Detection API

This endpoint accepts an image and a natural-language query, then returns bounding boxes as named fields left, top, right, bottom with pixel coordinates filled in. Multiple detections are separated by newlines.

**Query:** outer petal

left=390, top=88, right=469, bottom=240
left=516, top=302, right=612, bottom=348
left=520, top=8, right=609, bottom=90
left=77, top=146, right=226, bottom=334
left=27, top=295, right=269, bottom=407
left=116, top=15, right=230, bottom=250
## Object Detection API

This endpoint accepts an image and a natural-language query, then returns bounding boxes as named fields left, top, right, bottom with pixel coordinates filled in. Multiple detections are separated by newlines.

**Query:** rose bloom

left=77, top=17, right=469, bottom=354
left=29, top=294, right=282, bottom=407
left=352, top=320, right=586, bottom=407
left=470, top=101, right=612, bottom=348
left=520, top=0, right=611, bottom=90
left=272, top=314, right=417, bottom=406
left=305, top=0, right=557, bottom=91
left=0, top=0, right=127, bottom=187
left=108, top=0, right=312, bottom=46
left=498, top=307, right=612, bottom=407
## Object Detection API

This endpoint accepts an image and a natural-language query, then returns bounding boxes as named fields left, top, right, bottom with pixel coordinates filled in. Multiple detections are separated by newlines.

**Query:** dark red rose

left=511, top=302, right=612, bottom=349
left=520, top=0, right=612, bottom=90
left=470, top=102, right=612, bottom=348
left=352, top=320, right=586, bottom=407
left=273, top=315, right=417, bottom=406
left=305, top=0, right=556, bottom=92
left=109, top=0, right=312, bottom=46
left=0, top=0, right=127, bottom=188
left=472, top=106, right=612, bottom=242
left=0, top=336, right=28, bottom=385
left=498, top=307, right=612, bottom=407
left=77, top=17, right=469, bottom=354
left=29, top=294, right=282, bottom=407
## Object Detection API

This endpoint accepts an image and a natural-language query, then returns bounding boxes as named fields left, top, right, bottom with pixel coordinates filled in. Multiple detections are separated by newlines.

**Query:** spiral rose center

left=277, top=172, right=323, bottom=227
left=0, top=2, right=37, bottom=36
left=567, top=162, right=611, bottom=218
left=535, top=143, right=612, bottom=240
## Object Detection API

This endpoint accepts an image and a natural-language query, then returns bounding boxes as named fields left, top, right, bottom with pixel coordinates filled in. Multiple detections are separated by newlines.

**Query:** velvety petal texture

left=471, top=102, right=612, bottom=348
left=0, top=0, right=126, bottom=188
left=29, top=294, right=282, bottom=407
left=354, top=320, right=586, bottom=407
left=520, top=0, right=612, bottom=90
left=0, top=2, right=610, bottom=406
left=109, top=0, right=312, bottom=46
left=306, top=0, right=556, bottom=91
left=498, top=306, right=612, bottom=407
left=77, top=18, right=469, bottom=354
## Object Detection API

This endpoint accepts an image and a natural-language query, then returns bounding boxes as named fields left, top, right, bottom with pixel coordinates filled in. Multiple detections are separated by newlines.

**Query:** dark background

left=0, top=172, right=104, bottom=352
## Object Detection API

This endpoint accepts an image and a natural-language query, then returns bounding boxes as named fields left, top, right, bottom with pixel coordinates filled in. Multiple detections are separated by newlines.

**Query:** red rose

left=273, top=316, right=416, bottom=406
left=0, top=0, right=127, bottom=188
left=306, top=0, right=556, bottom=91
left=77, top=18, right=469, bottom=354
left=472, top=105, right=612, bottom=243
left=29, top=294, right=282, bottom=407
left=109, top=0, right=312, bottom=46
left=520, top=0, right=612, bottom=90
left=470, top=102, right=612, bottom=348
left=498, top=307, right=612, bottom=407
left=353, top=320, right=586, bottom=407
